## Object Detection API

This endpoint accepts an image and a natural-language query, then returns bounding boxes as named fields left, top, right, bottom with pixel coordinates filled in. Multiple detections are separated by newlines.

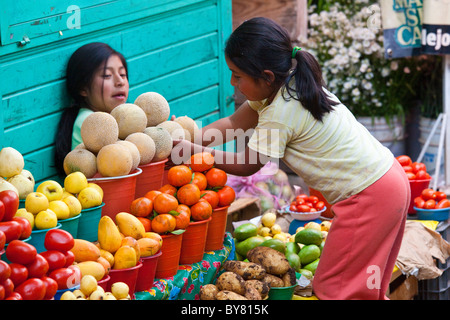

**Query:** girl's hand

left=167, top=139, right=191, bottom=167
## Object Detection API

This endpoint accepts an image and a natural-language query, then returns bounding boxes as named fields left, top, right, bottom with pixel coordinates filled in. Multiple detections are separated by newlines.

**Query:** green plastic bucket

left=267, top=283, right=297, bottom=300
left=58, top=214, right=81, bottom=238
left=77, top=203, right=105, bottom=242
left=28, top=223, right=62, bottom=253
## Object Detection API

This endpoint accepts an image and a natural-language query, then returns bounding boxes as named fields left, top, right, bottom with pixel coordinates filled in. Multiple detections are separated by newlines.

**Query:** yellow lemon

left=35, top=209, right=58, bottom=230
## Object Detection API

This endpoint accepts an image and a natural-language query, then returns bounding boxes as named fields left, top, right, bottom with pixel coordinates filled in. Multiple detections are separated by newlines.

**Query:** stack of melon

left=63, top=92, right=199, bottom=178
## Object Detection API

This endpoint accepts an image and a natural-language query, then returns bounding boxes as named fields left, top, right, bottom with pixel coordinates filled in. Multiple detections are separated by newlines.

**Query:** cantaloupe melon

left=143, top=126, right=173, bottom=162
left=115, top=140, right=140, bottom=172
left=110, top=103, right=148, bottom=139
left=125, top=132, right=156, bottom=165
left=81, top=112, right=119, bottom=153
left=134, top=92, right=170, bottom=127
left=174, top=116, right=200, bottom=142
left=63, top=148, right=98, bottom=178
left=156, top=121, right=186, bottom=140
left=96, top=144, right=133, bottom=177
left=0, top=147, right=25, bottom=178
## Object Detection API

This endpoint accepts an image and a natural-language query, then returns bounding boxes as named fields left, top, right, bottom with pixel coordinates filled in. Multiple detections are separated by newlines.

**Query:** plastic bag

left=226, top=162, right=295, bottom=211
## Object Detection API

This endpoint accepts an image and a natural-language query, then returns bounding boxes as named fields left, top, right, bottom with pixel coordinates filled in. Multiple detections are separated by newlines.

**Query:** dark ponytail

left=225, top=17, right=337, bottom=121
left=54, top=42, right=127, bottom=176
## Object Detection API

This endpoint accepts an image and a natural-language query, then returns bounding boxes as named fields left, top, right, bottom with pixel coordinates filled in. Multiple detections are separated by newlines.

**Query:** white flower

left=352, top=88, right=361, bottom=97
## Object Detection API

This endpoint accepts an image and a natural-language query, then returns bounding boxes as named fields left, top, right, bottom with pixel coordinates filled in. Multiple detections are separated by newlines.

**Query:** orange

left=153, top=193, right=178, bottom=214
left=174, top=205, right=191, bottom=230
left=167, top=165, right=193, bottom=187
left=189, top=152, right=215, bottom=172
left=177, top=183, right=201, bottom=206
left=200, top=190, right=219, bottom=209
left=137, top=217, right=152, bottom=232
left=144, top=190, right=162, bottom=202
left=151, top=213, right=176, bottom=234
left=159, top=184, right=177, bottom=196
left=130, top=197, right=153, bottom=217
left=190, top=200, right=212, bottom=221
left=217, top=185, right=236, bottom=207
left=205, top=168, right=227, bottom=188
left=191, top=172, right=207, bottom=190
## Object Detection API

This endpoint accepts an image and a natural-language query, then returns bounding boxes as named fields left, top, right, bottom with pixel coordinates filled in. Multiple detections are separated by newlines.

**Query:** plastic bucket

left=135, top=159, right=168, bottom=198
left=1, top=236, right=31, bottom=263
left=77, top=203, right=105, bottom=242
left=97, top=275, right=110, bottom=291
left=414, top=207, right=450, bottom=221
left=107, top=261, right=143, bottom=299
left=28, top=223, right=61, bottom=253
left=179, top=217, right=211, bottom=265
left=87, top=168, right=142, bottom=220
left=19, top=199, right=25, bottom=209
left=135, top=250, right=162, bottom=292
left=155, top=233, right=183, bottom=279
left=162, top=168, right=169, bottom=185
left=408, top=179, right=431, bottom=214
left=53, top=284, right=80, bottom=300
left=267, top=283, right=297, bottom=300
left=58, top=214, right=81, bottom=238
left=205, top=206, right=229, bottom=251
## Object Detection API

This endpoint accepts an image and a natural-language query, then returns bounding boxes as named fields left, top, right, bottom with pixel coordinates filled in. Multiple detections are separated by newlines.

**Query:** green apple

left=36, top=180, right=64, bottom=202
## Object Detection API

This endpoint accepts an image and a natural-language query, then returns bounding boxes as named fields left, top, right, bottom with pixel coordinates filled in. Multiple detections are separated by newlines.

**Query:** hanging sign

left=421, top=0, right=450, bottom=54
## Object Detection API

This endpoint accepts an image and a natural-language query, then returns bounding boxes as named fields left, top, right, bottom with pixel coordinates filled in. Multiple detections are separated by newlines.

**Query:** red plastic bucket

left=162, top=168, right=169, bottom=185
left=97, top=275, right=110, bottom=291
left=87, top=168, right=142, bottom=220
left=179, top=217, right=211, bottom=265
left=135, top=250, right=162, bottom=292
left=107, top=261, right=142, bottom=298
left=135, top=159, right=168, bottom=198
left=408, top=179, right=431, bottom=214
left=155, top=233, right=183, bottom=279
left=205, top=206, right=229, bottom=251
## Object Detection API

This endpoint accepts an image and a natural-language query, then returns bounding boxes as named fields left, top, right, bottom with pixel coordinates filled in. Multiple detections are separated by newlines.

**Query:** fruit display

left=60, top=275, right=131, bottom=300
left=288, top=194, right=326, bottom=213
left=63, top=91, right=197, bottom=178
left=413, top=188, right=450, bottom=210
left=395, top=155, right=431, bottom=180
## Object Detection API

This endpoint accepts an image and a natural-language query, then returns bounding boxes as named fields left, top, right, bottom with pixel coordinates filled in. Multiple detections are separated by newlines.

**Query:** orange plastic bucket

left=205, top=206, right=229, bottom=251
left=162, top=167, right=169, bottom=185
left=135, top=250, right=162, bottom=292
left=87, top=168, right=142, bottom=220
left=107, top=261, right=142, bottom=298
left=155, top=233, right=183, bottom=279
left=408, top=179, right=431, bottom=214
left=309, top=188, right=334, bottom=218
left=135, top=159, right=168, bottom=198
left=179, top=217, right=211, bottom=265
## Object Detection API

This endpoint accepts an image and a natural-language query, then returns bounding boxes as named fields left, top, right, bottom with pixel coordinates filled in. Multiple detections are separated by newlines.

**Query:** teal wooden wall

left=0, top=0, right=235, bottom=184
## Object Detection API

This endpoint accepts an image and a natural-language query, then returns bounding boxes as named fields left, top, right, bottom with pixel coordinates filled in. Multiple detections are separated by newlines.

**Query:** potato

left=263, top=274, right=285, bottom=288
left=216, top=271, right=246, bottom=295
left=216, top=290, right=248, bottom=300
left=245, top=280, right=269, bottom=299
left=223, top=260, right=266, bottom=280
left=244, top=285, right=262, bottom=300
left=282, top=267, right=297, bottom=287
left=247, top=246, right=291, bottom=276
left=199, top=284, right=219, bottom=300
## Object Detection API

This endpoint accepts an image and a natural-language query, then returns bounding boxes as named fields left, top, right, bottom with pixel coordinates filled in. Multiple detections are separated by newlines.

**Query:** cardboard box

left=226, top=197, right=261, bottom=233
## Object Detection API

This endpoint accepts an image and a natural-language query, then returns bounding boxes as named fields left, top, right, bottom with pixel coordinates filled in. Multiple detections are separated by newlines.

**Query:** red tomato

left=295, top=198, right=305, bottom=206
left=5, top=292, right=22, bottom=300
left=5, top=240, right=37, bottom=265
left=310, top=208, right=317, bottom=212
left=2, top=278, right=14, bottom=298
left=315, top=201, right=325, bottom=211
left=289, top=204, right=297, bottom=212
left=413, top=196, right=425, bottom=209
left=396, top=155, right=412, bottom=167
left=0, top=230, right=5, bottom=251
left=434, top=191, right=447, bottom=202
left=423, top=199, right=436, bottom=209
left=411, top=162, right=427, bottom=174
left=12, top=217, right=32, bottom=240
left=308, top=196, right=319, bottom=205
left=421, top=188, right=436, bottom=201
left=295, top=194, right=309, bottom=202
left=8, top=263, right=28, bottom=287
left=49, top=266, right=80, bottom=290
left=402, top=165, right=413, bottom=173
left=0, top=220, right=22, bottom=243
left=415, top=170, right=428, bottom=180
left=41, top=250, right=67, bottom=271
left=15, top=278, right=46, bottom=300
left=297, top=204, right=312, bottom=213
left=406, top=172, right=416, bottom=180
left=26, top=254, right=49, bottom=278
left=0, top=284, right=4, bottom=300
left=41, top=276, right=58, bottom=300
left=63, top=250, right=75, bottom=267
left=0, top=201, right=4, bottom=222
left=436, top=199, right=450, bottom=209
left=0, top=190, right=19, bottom=222
left=44, top=229, right=74, bottom=252
left=217, top=186, right=236, bottom=207
left=0, top=260, right=11, bottom=283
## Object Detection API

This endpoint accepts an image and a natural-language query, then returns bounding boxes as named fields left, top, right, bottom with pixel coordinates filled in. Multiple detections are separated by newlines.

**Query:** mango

left=235, top=236, right=264, bottom=258
left=115, top=212, right=145, bottom=239
left=294, top=228, right=323, bottom=246
left=259, top=238, right=286, bottom=254
left=298, top=244, right=321, bottom=266
left=121, top=236, right=140, bottom=263
left=137, top=237, right=160, bottom=257
left=71, top=239, right=101, bottom=262
left=234, top=223, right=258, bottom=241
left=99, top=249, right=115, bottom=267
left=98, top=216, right=123, bottom=253
left=76, top=261, right=106, bottom=281
left=303, top=258, right=320, bottom=275
left=113, top=245, right=137, bottom=269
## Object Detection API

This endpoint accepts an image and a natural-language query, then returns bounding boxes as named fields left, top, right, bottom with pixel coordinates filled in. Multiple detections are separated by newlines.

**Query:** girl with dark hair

left=54, top=42, right=129, bottom=176
left=171, top=17, right=409, bottom=300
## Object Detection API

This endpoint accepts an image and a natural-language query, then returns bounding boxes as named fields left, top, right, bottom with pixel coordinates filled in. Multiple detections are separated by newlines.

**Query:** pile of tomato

left=127, top=152, right=236, bottom=235
left=0, top=228, right=77, bottom=300
left=288, top=194, right=326, bottom=213
left=396, top=155, right=431, bottom=180
left=414, top=188, right=450, bottom=210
